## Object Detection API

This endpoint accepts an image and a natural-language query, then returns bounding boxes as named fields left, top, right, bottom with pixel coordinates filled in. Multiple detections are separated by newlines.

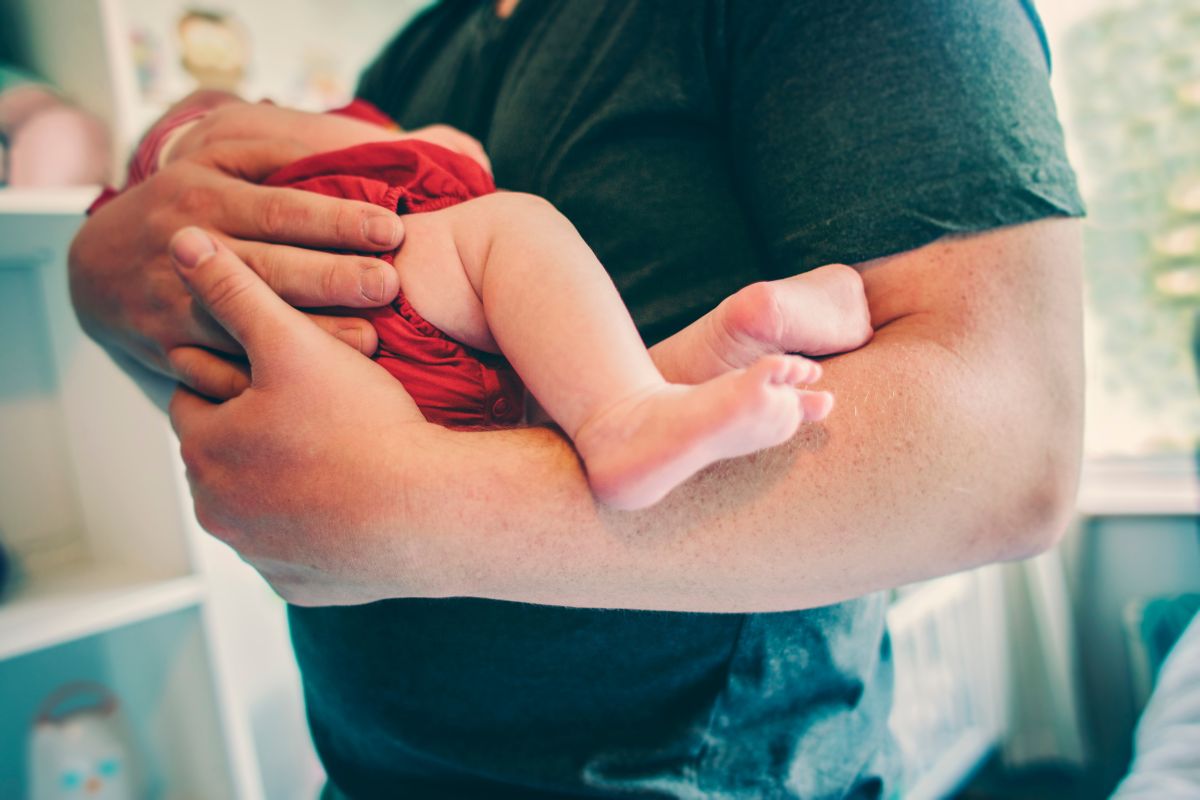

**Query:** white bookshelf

left=0, top=191, right=268, bottom=796
left=0, top=563, right=205, bottom=662
left=1, top=0, right=430, bottom=795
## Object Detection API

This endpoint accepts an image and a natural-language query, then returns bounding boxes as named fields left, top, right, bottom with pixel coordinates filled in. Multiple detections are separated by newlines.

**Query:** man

left=69, top=1, right=1085, bottom=797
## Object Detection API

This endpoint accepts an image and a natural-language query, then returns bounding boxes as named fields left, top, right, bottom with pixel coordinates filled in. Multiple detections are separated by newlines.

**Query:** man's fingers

left=192, top=138, right=319, bottom=182
left=169, top=226, right=313, bottom=359
left=225, top=238, right=399, bottom=308
left=168, top=384, right=216, bottom=440
left=220, top=182, right=404, bottom=253
left=304, top=313, right=379, bottom=356
left=168, top=346, right=251, bottom=400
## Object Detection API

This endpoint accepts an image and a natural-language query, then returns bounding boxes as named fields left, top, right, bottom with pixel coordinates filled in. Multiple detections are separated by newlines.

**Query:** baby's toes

left=750, top=354, right=822, bottom=386
left=798, top=390, right=834, bottom=422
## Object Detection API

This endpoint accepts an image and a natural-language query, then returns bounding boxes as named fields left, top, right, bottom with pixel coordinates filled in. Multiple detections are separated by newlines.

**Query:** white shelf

left=1077, top=453, right=1199, bottom=517
left=0, top=186, right=99, bottom=215
left=0, top=562, right=205, bottom=661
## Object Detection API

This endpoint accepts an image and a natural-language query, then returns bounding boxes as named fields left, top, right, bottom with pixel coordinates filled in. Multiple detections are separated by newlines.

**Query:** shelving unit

left=0, top=187, right=98, bottom=215
left=0, top=187, right=267, bottom=796
left=0, top=1, right=423, bottom=796
left=0, top=609, right=240, bottom=799
left=0, top=563, right=204, bottom=662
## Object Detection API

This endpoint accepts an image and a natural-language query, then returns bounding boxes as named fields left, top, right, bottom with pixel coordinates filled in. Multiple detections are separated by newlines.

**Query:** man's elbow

left=999, top=392, right=1084, bottom=562
left=1009, top=447, right=1081, bottom=561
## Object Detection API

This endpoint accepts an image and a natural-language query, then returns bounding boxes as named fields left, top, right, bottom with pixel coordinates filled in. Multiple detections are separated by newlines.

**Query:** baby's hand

left=650, top=264, right=873, bottom=384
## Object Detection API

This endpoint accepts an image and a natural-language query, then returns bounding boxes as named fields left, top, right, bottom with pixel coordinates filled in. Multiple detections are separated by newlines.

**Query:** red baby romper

left=262, top=119, right=526, bottom=429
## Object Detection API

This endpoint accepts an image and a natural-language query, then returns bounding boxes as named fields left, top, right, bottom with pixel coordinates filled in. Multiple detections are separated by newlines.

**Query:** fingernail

left=360, top=265, right=387, bottom=303
left=363, top=215, right=401, bottom=247
left=338, top=327, right=364, bottom=351
left=171, top=227, right=216, bottom=269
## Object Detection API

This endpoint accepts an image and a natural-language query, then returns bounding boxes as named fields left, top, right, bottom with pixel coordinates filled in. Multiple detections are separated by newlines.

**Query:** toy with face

left=29, top=684, right=136, bottom=800
left=177, top=10, right=249, bottom=93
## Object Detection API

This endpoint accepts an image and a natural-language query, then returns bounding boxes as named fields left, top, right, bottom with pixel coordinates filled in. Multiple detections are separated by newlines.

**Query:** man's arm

left=166, top=217, right=1083, bottom=611
left=392, top=218, right=1084, bottom=610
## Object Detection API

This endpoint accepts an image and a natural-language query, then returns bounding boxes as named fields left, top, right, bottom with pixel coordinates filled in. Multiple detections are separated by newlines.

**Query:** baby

left=116, top=98, right=871, bottom=510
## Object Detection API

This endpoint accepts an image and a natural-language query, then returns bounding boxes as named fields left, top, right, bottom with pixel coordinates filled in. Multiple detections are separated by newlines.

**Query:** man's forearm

left=387, top=221, right=1082, bottom=611
left=399, top=320, right=1069, bottom=611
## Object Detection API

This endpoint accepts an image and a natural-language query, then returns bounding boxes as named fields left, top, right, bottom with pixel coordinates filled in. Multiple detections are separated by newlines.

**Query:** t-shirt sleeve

left=722, top=0, right=1086, bottom=275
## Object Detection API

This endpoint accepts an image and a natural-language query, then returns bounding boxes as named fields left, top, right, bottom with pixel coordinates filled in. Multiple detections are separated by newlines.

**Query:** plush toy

left=0, top=65, right=110, bottom=187
left=0, top=531, right=11, bottom=599
left=28, top=682, right=139, bottom=800
left=177, top=10, right=249, bottom=93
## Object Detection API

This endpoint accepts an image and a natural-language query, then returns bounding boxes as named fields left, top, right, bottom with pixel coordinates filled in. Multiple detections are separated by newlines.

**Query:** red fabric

left=264, top=134, right=525, bottom=429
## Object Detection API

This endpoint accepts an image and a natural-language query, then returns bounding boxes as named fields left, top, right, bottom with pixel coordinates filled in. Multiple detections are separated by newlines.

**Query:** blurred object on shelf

left=1, top=129, right=8, bottom=187
left=120, top=0, right=418, bottom=117
left=293, top=47, right=344, bottom=110
left=177, top=9, right=249, bottom=94
left=28, top=682, right=140, bottom=800
left=128, top=27, right=164, bottom=103
left=0, top=530, right=11, bottom=600
left=1061, top=0, right=1200, bottom=458
left=1124, top=592, right=1200, bottom=706
left=0, top=64, right=110, bottom=187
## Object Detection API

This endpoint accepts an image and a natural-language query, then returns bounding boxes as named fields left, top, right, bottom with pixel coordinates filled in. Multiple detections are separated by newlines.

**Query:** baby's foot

left=678, top=264, right=873, bottom=383
left=574, top=355, right=831, bottom=510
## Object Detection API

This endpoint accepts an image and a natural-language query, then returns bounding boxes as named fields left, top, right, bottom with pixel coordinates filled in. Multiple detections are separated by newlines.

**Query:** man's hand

left=167, top=100, right=492, bottom=174
left=68, top=138, right=405, bottom=391
left=166, top=227, right=437, bottom=606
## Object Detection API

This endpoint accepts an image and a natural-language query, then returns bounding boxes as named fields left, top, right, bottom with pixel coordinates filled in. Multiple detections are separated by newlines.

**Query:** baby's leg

left=445, top=193, right=824, bottom=510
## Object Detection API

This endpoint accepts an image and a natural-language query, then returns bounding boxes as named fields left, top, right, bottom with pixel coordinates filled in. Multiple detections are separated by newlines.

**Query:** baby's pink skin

left=568, top=265, right=873, bottom=509
left=574, top=353, right=827, bottom=510
left=649, top=263, right=874, bottom=387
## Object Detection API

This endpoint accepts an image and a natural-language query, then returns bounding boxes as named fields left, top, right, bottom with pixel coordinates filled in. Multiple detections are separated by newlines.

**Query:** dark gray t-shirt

left=294, top=1, right=1084, bottom=797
